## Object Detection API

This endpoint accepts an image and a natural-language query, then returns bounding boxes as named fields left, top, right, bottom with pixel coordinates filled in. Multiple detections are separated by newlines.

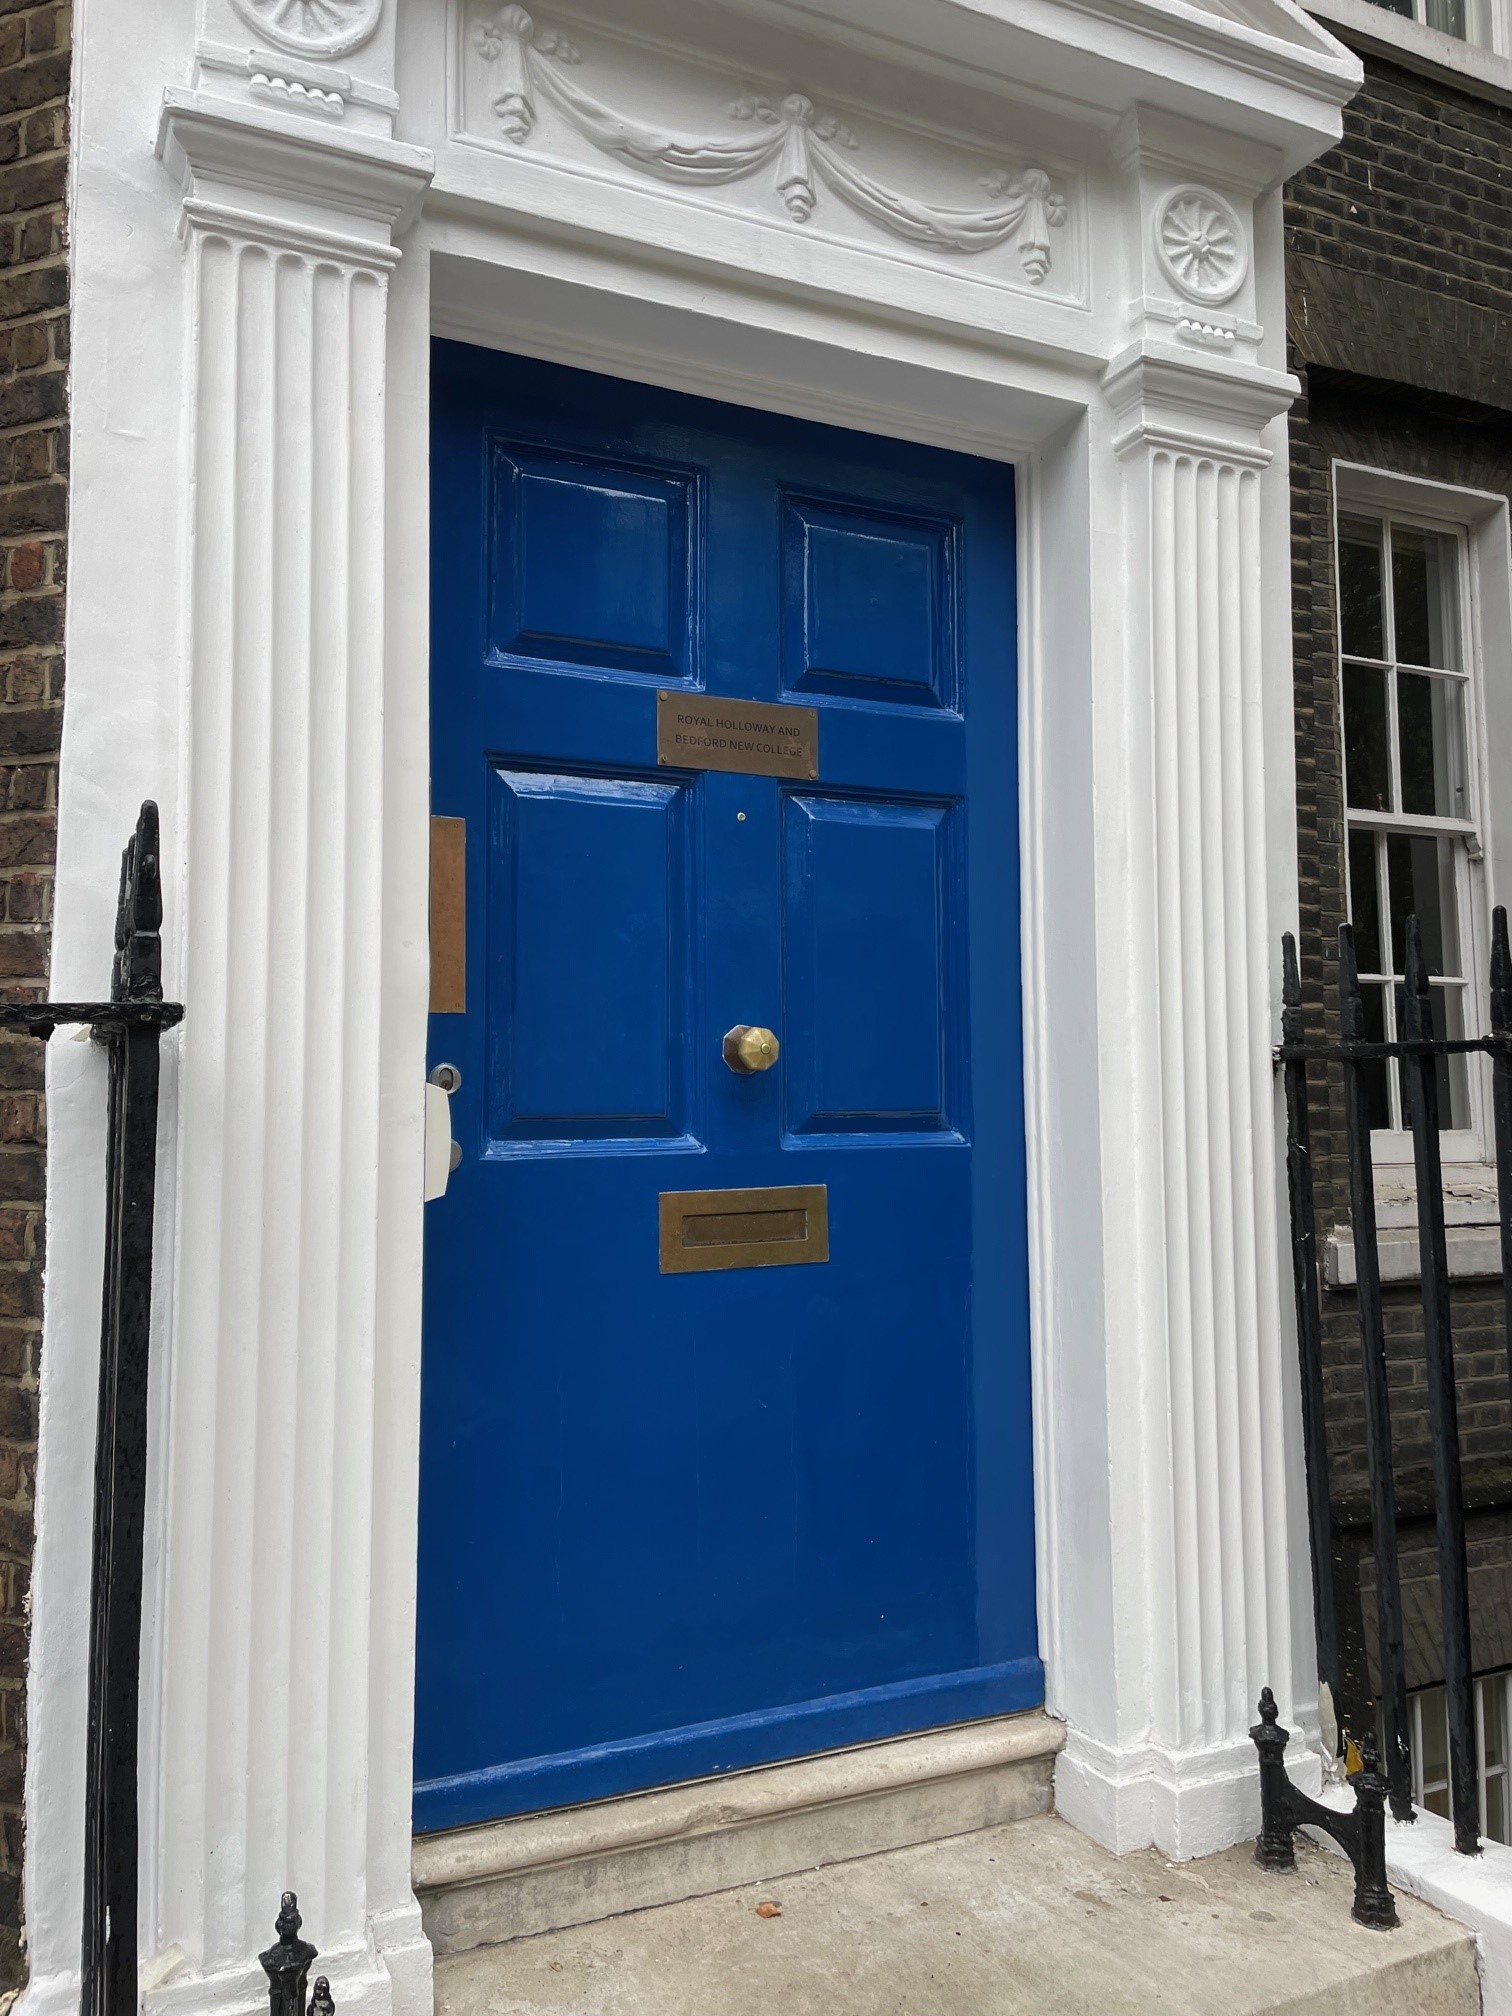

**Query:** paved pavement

left=434, top=1810, right=1480, bottom=2016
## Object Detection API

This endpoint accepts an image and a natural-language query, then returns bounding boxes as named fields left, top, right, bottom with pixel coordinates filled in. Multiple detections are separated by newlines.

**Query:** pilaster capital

left=1102, top=341, right=1296, bottom=468
left=156, top=89, right=433, bottom=264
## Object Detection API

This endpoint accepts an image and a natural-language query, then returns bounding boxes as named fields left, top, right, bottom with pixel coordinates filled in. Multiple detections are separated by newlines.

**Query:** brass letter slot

left=659, top=1184, right=830, bottom=1274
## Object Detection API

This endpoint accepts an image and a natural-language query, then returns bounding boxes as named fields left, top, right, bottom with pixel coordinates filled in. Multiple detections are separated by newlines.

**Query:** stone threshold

left=413, top=1710, right=1063, bottom=1955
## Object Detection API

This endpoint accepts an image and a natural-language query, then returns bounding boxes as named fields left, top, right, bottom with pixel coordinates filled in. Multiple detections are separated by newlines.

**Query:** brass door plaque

left=656, top=692, right=819, bottom=781
left=660, top=1184, right=830, bottom=1274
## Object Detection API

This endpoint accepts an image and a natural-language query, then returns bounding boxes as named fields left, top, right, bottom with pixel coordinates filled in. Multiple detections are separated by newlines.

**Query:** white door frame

left=20, top=4, right=1359, bottom=2015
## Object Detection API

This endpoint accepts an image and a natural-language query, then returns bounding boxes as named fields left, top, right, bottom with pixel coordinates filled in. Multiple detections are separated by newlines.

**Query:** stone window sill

left=1325, top=1221, right=1504, bottom=1287
left=1324, top=1165, right=1504, bottom=1287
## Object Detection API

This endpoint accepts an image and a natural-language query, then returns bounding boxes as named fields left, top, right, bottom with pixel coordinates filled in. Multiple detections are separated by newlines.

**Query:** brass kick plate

left=656, top=691, right=819, bottom=781
left=660, top=1184, right=830, bottom=1274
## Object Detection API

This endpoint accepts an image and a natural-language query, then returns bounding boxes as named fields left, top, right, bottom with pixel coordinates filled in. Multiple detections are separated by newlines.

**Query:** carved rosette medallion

left=1153, top=186, right=1247, bottom=305
left=469, top=6, right=1071, bottom=285
left=229, top=0, right=384, bottom=58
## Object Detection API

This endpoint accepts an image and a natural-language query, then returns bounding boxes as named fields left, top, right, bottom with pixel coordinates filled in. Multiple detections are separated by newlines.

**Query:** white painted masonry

left=22, top=2, right=1362, bottom=2014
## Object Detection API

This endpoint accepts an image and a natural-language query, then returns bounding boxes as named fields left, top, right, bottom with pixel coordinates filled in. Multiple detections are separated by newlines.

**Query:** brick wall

left=1284, top=43, right=1512, bottom=1718
left=1286, top=368, right=1512, bottom=1507
left=1289, top=57, right=1512, bottom=310
left=1287, top=50, right=1512, bottom=409
left=0, top=0, right=69, bottom=1988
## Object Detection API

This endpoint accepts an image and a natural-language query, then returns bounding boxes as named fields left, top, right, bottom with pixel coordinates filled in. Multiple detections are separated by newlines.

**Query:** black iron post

left=1252, top=1686, right=1301, bottom=1875
left=1350, top=1736, right=1398, bottom=1931
left=0, top=803, right=184, bottom=2016
left=260, top=1895, right=319, bottom=2016
left=1250, top=1688, right=1398, bottom=1930
left=0, top=816, right=352, bottom=2007
left=82, top=805, right=185, bottom=2015
left=1401, top=918, right=1479, bottom=1856
left=1337, top=924, right=1413, bottom=1822
left=258, top=1895, right=336, bottom=2016
left=260, top=1886, right=318, bottom=2016
left=1280, top=934, right=1342, bottom=1724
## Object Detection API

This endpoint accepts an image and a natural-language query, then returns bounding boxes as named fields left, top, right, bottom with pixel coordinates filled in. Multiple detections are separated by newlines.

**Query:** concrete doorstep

left=416, top=1716, right=1063, bottom=1953
left=432, top=1811, right=1481, bottom=2016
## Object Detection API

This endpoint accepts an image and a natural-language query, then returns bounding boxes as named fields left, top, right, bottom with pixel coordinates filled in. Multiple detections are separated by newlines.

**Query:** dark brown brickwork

left=1287, top=371, right=1512, bottom=1501
left=1288, top=55, right=1512, bottom=315
left=1285, top=40, right=1512, bottom=1712
left=0, top=0, right=69, bottom=1988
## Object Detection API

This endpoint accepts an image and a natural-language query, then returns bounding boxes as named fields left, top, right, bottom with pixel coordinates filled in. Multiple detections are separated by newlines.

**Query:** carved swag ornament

left=472, top=6, right=1070, bottom=284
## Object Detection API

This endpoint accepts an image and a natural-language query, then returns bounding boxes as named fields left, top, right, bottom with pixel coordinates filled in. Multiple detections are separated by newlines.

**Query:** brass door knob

left=723, top=1024, right=780, bottom=1074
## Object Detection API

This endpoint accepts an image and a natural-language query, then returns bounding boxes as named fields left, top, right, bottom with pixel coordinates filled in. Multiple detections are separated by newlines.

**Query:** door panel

left=491, top=446, right=697, bottom=677
left=781, top=494, right=957, bottom=710
left=418, top=344, right=1038, bottom=1834
left=782, top=793, right=960, bottom=1137
left=485, top=768, right=692, bottom=1145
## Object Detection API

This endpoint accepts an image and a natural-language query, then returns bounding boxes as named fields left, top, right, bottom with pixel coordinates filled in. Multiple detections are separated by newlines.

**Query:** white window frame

left=1370, top=0, right=1504, bottom=53
left=1306, top=0, right=1512, bottom=86
left=1332, top=464, right=1512, bottom=1178
left=1398, top=1671, right=1512, bottom=1843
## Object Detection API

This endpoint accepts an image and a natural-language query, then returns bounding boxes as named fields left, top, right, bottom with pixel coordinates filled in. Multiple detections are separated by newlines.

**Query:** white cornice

left=156, top=89, right=434, bottom=245
left=1110, top=102, right=1283, bottom=192
left=708, top=0, right=1362, bottom=177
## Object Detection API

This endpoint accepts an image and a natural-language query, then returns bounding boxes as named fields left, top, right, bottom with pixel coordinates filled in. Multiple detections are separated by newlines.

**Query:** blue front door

left=416, top=344, right=1039, bottom=1833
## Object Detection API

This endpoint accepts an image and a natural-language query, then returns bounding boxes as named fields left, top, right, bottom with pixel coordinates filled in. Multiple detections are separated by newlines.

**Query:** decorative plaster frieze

left=250, top=67, right=346, bottom=116
left=192, top=39, right=403, bottom=137
left=466, top=5, right=1070, bottom=284
left=1153, top=185, right=1248, bottom=306
left=1175, top=315, right=1237, bottom=350
left=230, top=0, right=383, bottom=59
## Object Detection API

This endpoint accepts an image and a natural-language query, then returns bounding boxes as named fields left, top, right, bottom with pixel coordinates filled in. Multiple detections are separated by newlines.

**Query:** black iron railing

left=1, top=805, right=336, bottom=2016
left=0, top=803, right=182, bottom=2014
left=1271, top=905, right=1512, bottom=1868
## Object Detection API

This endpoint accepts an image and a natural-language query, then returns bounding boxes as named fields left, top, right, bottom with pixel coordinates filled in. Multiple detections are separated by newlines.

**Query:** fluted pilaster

left=1145, top=442, right=1287, bottom=1749
left=1055, top=347, right=1306, bottom=1857
left=148, top=98, right=432, bottom=2013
